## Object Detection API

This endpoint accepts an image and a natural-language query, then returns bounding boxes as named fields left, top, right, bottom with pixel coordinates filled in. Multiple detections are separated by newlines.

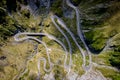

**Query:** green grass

left=84, top=29, right=107, bottom=51
left=0, top=39, right=35, bottom=80
left=92, top=52, right=111, bottom=65
left=96, top=67, right=120, bottom=80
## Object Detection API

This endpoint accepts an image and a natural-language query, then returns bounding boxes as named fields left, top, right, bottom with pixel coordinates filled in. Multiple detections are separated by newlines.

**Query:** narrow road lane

left=66, top=0, right=92, bottom=71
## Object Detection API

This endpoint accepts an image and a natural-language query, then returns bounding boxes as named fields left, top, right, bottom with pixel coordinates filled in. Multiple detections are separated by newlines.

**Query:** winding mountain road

left=51, top=15, right=86, bottom=70
left=14, top=32, right=71, bottom=79
left=51, top=15, right=72, bottom=73
left=13, top=0, right=94, bottom=79
left=66, top=0, right=92, bottom=71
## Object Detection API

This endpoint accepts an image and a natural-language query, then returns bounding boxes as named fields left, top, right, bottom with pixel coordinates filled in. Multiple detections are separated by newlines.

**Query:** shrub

left=109, top=51, right=120, bottom=69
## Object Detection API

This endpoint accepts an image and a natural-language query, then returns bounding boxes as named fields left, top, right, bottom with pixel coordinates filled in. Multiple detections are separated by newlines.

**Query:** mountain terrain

left=0, top=0, right=120, bottom=80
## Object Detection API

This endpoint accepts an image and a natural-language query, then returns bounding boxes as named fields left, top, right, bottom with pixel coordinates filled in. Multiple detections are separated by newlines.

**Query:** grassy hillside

left=0, top=0, right=120, bottom=80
